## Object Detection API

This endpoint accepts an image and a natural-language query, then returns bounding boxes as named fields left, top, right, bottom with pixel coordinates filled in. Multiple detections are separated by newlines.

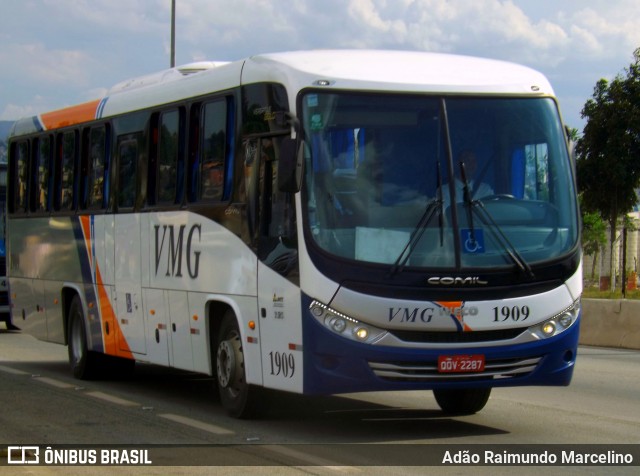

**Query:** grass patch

left=582, top=288, right=640, bottom=299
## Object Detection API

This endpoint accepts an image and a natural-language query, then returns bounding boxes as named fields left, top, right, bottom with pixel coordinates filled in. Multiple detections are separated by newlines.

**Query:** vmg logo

left=154, top=224, right=202, bottom=279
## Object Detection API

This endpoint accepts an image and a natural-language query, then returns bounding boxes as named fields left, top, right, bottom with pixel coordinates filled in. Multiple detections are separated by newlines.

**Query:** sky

left=1, top=0, right=639, bottom=132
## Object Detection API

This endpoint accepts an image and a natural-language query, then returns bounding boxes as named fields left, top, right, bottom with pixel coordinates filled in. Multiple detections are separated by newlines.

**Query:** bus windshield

left=302, top=92, right=579, bottom=270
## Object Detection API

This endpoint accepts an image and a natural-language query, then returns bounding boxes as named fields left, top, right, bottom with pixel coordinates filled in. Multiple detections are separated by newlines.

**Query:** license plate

left=438, top=354, right=485, bottom=373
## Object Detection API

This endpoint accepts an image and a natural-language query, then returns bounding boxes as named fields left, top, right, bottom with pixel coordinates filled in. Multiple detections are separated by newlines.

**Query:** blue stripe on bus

left=31, top=116, right=44, bottom=133
left=96, top=97, right=109, bottom=119
left=72, top=216, right=104, bottom=353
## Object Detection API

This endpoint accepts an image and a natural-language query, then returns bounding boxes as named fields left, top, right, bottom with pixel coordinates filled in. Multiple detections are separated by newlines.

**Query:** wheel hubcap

left=70, top=317, right=83, bottom=363
left=216, top=340, right=236, bottom=388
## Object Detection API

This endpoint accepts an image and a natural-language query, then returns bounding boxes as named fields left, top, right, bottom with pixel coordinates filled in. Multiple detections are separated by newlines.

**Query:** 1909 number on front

left=492, top=305, right=530, bottom=322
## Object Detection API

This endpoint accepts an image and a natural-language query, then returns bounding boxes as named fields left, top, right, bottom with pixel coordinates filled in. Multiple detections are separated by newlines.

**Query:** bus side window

left=158, top=109, right=182, bottom=204
left=187, top=103, right=200, bottom=203
left=9, top=141, right=29, bottom=213
left=37, top=136, right=52, bottom=212
left=57, top=131, right=77, bottom=211
left=86, top=125, right=108, bottom=209
left=199, top=100, right=227, bottom=201
left=117, top=135, right=139, bottom=210
left=256, top=136, right=297, bottom=277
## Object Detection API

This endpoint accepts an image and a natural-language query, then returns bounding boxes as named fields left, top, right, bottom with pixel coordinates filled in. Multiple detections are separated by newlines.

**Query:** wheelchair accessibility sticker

left=461, top=229, right=485, bottom=254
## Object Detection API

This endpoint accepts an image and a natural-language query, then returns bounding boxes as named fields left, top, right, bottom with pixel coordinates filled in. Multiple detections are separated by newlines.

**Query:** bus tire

left=67, top=295, right=99, bottom=380
left=215, top=311, right=262, bottom=419
left=433, top=387, right=491, bottom=415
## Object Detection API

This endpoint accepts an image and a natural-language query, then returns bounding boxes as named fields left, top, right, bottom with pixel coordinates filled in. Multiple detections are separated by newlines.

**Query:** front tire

left=434, top=388, right=491, bottom=415
left=1, top=314, right=20, bottom=330
left=215, top=311, right=262, bottom=418
left=67, top=296, right=99, bottom=380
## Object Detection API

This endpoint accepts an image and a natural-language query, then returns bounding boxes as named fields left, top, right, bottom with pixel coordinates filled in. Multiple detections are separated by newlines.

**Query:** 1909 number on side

left=268, top=351, right=295, bottom=378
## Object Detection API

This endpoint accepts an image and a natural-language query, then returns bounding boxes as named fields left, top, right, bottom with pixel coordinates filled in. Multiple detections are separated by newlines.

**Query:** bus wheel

left=215, top=312, right=262, bottom=418
left=1, top=314, right=20, bottom=330
left=433, top=388, right=491, bottom=415
left=67, top=296, right=98, bottom=380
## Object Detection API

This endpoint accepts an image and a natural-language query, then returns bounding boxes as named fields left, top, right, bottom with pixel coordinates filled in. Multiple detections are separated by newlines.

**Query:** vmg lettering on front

left=388, top=307, right=434, bottom=323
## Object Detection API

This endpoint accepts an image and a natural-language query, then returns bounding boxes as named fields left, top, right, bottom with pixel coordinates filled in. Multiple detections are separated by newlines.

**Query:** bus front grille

left=368, top=356, right=541, bottom=382
left=388, top=328, right=525, bottom=343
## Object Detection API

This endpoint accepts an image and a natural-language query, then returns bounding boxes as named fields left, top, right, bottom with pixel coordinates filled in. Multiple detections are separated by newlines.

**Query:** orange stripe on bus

left=40, top=99, right=101, bottom=130
left=78, top=215, right=132, bottom=360
left=95, top=265, right=133, bottom=359
left=79, top=216, right=92, bottom=268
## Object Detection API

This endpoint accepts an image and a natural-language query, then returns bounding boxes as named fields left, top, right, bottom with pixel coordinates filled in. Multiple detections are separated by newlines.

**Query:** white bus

left=6, top=50, right=581, bottom=418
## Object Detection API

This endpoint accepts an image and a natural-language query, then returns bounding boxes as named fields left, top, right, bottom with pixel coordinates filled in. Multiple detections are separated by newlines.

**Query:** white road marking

left=32, top=376, right=76, bottom=389
left=1, top=363, right=245, bottom=441
left=158, top=413, right=235, bottom=435
left=0, top=364, right=29, bottom=375
left=265, top=445, right=362, bottom=473
left=85, top=390, right=139, bottom=407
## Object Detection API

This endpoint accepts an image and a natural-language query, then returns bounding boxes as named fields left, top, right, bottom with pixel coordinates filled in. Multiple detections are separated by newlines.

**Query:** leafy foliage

left=581, top=209, right=607, bottom=257
left=576, top=48, right=640, bottom=230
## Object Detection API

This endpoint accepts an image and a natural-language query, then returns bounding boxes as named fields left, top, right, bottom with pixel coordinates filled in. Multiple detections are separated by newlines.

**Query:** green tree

left=566, top=126, right=579, bottom=143
left=576, top=48, right=640, bottom=285
left=581, top=209, right=607, bottom=280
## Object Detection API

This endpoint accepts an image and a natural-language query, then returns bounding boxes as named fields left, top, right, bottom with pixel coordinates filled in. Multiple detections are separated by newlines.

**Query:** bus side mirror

left=564, top=125, right=577, bottom=163
left=278, top=137, right=304, bottom=193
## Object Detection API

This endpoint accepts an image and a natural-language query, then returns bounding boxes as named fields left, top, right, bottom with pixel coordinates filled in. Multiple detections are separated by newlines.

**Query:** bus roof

left=246, top=49, right=554, bottom=95
left=9, top=49, right=554, bottom=138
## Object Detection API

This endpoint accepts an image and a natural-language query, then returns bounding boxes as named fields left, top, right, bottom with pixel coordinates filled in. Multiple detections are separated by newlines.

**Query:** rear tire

left=215, top=311, right=262, bottom=418
left=433, top=388, right=491, bottom=415
left=67, top=296, right=99, bottom=380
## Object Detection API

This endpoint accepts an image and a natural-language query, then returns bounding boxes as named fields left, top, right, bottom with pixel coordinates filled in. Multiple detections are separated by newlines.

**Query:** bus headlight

left=310, top=300, right=388, bottom=344
left=354, top=326, right=369, bottom=341
left=529, top=299, right=580, bottom=340
left=541, top=322, right=556, bottom=336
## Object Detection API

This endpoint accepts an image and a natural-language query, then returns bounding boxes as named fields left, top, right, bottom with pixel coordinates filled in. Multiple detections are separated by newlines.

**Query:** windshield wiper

left=389, top=162, right=444, bottom=277
left=458, top=161, right=534, bottom=278
left=389, top=198, right=441, bottom=276
left=472, top=200, right=534, bottom=278
left=459, top=161, right=478, bottom=252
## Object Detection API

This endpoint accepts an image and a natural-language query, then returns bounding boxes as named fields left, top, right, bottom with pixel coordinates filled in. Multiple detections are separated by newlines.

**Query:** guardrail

left=580, top=299, right=640, bottom=350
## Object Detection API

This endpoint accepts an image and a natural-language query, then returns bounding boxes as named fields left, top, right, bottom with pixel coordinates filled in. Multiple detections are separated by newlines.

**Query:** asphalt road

left=0, top=325, right=638, bottom=475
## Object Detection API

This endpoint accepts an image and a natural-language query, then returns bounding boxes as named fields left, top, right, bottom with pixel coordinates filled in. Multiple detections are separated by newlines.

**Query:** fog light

left=558, top=314, right=572, bottom=328
left=354, top=327, right=369, bottom=341
left=542, top=322, right=556, bottom=336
